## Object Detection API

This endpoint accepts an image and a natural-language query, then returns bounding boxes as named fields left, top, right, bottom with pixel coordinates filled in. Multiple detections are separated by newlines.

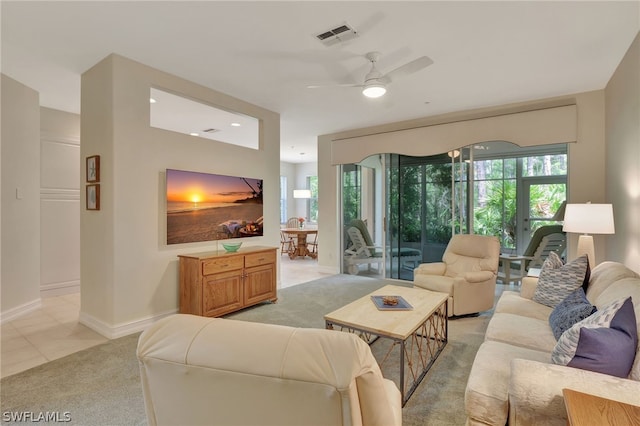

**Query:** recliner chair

left=413, top=234, right=500, bottom=317
left=137, top=314, right=402, bottom=426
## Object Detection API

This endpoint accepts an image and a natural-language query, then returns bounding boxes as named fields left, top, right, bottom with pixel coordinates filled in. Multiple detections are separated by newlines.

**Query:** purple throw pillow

left=567, top=297, right=638, bottom=378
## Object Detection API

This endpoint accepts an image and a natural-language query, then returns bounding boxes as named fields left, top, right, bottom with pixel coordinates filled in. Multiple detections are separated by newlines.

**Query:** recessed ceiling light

left=149, top=98, right=157, bottom=104
left=190, top=132, right=199, bottom=136
left=230, top=122, right=241, bottom=127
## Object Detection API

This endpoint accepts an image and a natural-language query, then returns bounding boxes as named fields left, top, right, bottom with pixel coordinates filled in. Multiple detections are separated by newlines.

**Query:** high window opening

left=149, top=88, right=259, bottom=148
left=306, top=176, right=318, bottom=224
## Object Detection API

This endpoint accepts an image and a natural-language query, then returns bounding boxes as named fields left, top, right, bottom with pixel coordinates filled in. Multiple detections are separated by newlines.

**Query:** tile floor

left=1, top=293, right=108, bottom=378
left=1, top=255, right=331, bottom=379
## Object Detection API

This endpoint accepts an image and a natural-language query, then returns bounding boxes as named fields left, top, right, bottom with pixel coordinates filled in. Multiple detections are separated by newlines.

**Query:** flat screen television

left=166, top=169, right=263, bottom=245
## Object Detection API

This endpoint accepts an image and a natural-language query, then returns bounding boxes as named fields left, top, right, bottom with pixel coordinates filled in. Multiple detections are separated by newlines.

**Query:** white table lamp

left=562, top=203, right=615, bottom=266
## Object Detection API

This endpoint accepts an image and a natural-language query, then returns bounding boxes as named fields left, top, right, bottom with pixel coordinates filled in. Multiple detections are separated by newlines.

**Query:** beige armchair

left=413, top=234, right=500, bottom=317
left=137, top=314, right=402, bottom=426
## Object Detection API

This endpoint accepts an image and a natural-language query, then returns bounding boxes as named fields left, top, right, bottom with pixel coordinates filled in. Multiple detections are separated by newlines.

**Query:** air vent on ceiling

left=202, top=128, right=220, bottom=133
left=315, top=23, right=358, bottom=46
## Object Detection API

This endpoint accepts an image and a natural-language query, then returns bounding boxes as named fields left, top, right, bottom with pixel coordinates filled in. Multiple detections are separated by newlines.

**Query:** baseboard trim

left=0, top=298, right=42, bottom=324
left=79, top=309, right=178, bottom=339
left=316, top=265, right=339, bottom=274
left=40, top=280, right=80, bottom=298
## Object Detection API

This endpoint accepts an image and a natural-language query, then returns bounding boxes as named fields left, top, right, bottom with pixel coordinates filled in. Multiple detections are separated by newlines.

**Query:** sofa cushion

left=552, top=297, right=638, bottom=378
left=465, top=340, right=550, bottom=426
left=485, top=312, right=557, bottom=352
left=549, top=288, right=597, bottom=340
left=494, top=291, right=552, bottom=321
left=533, top=253, right=589, bottom=308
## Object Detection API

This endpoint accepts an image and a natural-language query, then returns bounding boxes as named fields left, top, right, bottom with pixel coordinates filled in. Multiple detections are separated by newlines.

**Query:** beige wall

left=606, top=32, right=640, bottom=273
left=1, top=75, right=41, bottom=318
left=81, top=55, right=280, bottom=337
left=318, top=92, right=611, bottom=272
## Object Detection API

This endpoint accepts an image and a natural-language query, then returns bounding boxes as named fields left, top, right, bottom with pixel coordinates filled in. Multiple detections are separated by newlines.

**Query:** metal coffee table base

left=326, top=302, right=448, bottom=406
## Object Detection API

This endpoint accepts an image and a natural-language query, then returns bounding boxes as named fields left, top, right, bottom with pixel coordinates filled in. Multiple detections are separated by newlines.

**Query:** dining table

left=281, top=228, right=318, bottom=259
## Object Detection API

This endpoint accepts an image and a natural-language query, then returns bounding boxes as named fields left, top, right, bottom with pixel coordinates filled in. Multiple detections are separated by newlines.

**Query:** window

left=469, top=149, right=567, bottom=250
left=342, top=165, right=361, bottom=225
left=307, top=176, right=318, bottom=223
left=280, top=176, right=287, bottom=224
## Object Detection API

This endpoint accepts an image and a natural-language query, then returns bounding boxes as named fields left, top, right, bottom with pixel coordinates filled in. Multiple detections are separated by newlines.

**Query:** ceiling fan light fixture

left=362, top=83, right=386, bottom=98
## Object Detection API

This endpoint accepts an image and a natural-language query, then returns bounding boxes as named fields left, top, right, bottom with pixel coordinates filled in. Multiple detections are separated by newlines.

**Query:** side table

left=497, top=254, right=533, bottom=285
left=563, top=388, right=640, bottom=425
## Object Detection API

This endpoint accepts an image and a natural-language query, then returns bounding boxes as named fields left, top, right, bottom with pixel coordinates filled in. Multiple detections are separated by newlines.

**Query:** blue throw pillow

left=552, top=296, right=638, bottom=378
left=549, top=288, right=597, bottom=340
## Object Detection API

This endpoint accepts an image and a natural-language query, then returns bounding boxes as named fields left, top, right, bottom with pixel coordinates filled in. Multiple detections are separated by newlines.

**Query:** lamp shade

left=293, top=189, right=311, bottom=199
left=562, top=203, right=615, bottom=234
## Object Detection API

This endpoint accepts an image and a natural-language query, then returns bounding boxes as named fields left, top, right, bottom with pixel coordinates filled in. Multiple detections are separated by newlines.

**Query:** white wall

left=606, top=31, right=640, bottom=273
left=40, top=107, right=80, bottom=296
left=1, top=75, right=41, bottom=319
left=80, top=54, right=280, bottom=338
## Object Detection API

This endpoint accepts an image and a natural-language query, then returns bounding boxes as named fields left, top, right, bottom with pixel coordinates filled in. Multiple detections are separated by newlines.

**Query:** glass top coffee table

left=324, top=284, right=448, bottom=406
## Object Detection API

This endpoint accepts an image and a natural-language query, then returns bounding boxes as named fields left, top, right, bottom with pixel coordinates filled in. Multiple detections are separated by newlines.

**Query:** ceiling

left=2, top=1, right=638, bottom=164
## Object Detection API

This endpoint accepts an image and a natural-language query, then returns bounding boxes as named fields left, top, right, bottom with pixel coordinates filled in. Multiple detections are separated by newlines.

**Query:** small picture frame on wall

left=86, top=184, right=100, bottom=210
left=86, top=155, right=100, bottom=182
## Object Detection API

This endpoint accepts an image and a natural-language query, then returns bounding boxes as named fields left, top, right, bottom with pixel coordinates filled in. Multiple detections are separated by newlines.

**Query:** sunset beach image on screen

left=166, top=169, right=263, bottom=245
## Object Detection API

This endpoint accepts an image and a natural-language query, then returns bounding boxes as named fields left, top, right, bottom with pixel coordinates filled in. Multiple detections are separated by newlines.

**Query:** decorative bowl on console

left=222, top=242, right=242, bottom=252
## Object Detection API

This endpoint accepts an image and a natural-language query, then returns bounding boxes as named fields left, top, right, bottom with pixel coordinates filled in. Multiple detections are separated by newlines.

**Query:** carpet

left=1, top=275, right=492, bottom=425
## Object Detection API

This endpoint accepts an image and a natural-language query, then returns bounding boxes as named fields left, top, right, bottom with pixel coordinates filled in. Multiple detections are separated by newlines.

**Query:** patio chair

left=344, top=225, right=383, bottom=275
left=498, top=225, right=566, bottom=284
left=344, top=219, right=423, bottom=275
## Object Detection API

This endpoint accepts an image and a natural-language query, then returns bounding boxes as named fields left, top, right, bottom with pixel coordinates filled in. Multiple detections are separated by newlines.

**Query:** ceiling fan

left=308, top=51, right=434, bottom=98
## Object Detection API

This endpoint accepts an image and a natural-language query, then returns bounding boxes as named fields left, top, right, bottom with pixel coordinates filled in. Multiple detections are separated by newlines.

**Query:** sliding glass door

left=340, top=143, right=567, bottom=281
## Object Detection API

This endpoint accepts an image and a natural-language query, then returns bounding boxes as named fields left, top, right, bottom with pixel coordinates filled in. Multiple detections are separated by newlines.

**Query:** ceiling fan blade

left=382, top=56, right=434, bottom=83
left=307, top=83, right=362, bottom=89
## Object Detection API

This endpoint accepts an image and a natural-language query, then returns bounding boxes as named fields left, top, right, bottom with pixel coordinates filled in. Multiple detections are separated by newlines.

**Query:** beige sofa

left=465, top=261, right=640, bottom=425
left=137, top=314, right=402, bottom=426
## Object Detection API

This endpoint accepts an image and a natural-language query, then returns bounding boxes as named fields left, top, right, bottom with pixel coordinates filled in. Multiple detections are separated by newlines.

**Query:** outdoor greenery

left=387, top=151, right=567, bottom=249
left=307, top=176, right=319, bottom=222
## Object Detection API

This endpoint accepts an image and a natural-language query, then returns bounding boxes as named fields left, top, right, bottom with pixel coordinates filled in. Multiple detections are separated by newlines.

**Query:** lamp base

left=576, top=235, right=595, bottom=267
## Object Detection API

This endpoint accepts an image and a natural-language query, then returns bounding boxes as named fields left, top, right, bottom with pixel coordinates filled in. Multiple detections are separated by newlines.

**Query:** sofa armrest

left=463, top=271, right=494, bottom=283
left=509, top=359, right=640, bottom=426
left=414, top=262, right=446, bottom=276
left=520, top=276, right=538, bottom=299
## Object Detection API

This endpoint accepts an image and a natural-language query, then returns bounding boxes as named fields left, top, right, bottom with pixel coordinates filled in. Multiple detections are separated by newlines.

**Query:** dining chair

left=307, top=232, right=318, bottom=256
left=286, top=217, right=299, bottom=228
left=280, top=230, right=295, bottom=255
